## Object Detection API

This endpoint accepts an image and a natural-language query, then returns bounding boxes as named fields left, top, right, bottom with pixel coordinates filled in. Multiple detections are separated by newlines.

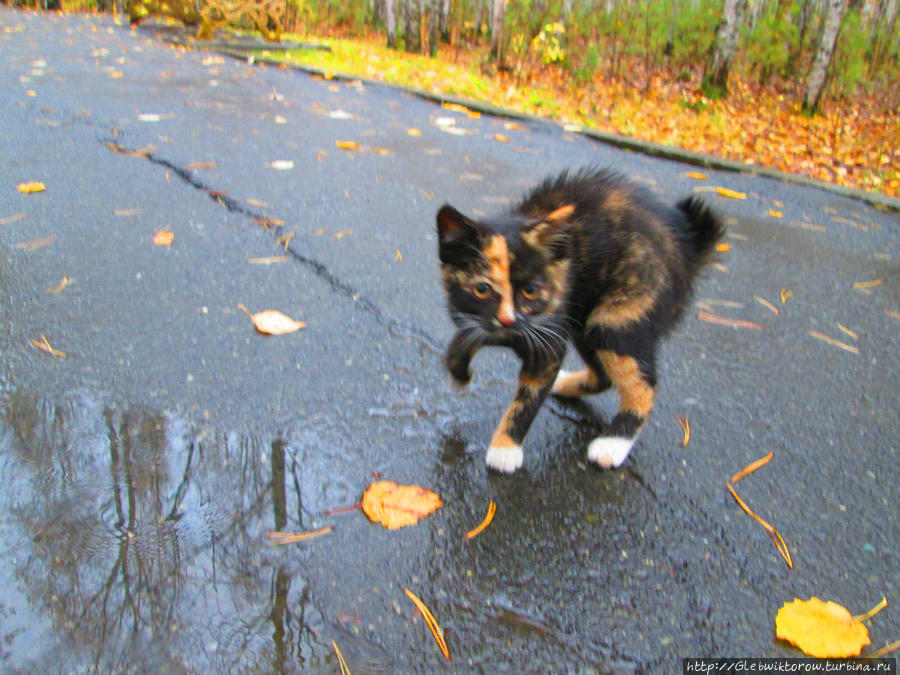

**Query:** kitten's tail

left=676, top=196, right=726, bottom=271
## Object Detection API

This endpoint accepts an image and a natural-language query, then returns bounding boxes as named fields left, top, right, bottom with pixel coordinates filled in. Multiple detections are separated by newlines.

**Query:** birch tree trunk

left=803, top=0, right=846, bottom=114
left=385, top=0, right=398, bottom=48
left=703, top=0, right=749, bottom=96
left=490, top=0, right=506, bottom=62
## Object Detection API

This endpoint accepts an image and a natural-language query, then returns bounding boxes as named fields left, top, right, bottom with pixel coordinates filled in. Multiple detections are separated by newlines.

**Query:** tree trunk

left=490, top=0, right=506, bottom=62
left=385, top=0, right=398, bottom=48
left=803, top=0, right=846, bottom=114
left=703, top=0, right=749, bottom=97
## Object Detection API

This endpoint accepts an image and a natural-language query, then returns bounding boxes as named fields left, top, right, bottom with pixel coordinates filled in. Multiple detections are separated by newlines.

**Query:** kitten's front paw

left=485, top=444, right=523, bottom=473
left=448, top=363, right=472, bottom=387
left=586, top=436, right=634, bottom=469
left=551, top=369, right=572, bottom=396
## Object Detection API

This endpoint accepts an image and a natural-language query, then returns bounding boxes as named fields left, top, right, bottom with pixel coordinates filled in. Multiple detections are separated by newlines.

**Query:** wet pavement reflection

left=1, top=387, right=645, bottom=673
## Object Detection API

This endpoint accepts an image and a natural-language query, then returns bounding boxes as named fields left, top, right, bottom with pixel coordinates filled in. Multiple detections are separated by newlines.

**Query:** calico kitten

left=436, top=167, right=724, bottom=473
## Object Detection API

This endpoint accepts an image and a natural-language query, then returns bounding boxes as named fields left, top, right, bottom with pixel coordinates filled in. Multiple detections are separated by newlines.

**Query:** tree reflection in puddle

left=0, top=389, right=359, bottom=673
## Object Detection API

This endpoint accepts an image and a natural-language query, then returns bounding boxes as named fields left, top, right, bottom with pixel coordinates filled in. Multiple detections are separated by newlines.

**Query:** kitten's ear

left=437, top=205, right=479, bottom=263
left=524, top=204, right=575, bottom=253
left=436, top=205, right=475, bottom=241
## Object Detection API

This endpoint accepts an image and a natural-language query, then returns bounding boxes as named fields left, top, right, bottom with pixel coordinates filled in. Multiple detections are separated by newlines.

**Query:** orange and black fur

left=436, top=167, right=723, bottom=472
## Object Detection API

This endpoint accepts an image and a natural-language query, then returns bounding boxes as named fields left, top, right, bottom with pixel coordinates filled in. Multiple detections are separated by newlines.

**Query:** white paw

left=486, top=444, right=523, bottom=473
left=587, top=436, right=634, bottom=469
left=550, top=369, right=571, bottom=395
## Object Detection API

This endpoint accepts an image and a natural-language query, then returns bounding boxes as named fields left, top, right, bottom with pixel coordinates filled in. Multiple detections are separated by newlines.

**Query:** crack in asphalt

left=104, top=137, right=443, bottom=356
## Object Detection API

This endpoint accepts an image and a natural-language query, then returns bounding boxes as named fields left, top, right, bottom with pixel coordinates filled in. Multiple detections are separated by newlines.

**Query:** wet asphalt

left=1, top=9, right=898, bottom=674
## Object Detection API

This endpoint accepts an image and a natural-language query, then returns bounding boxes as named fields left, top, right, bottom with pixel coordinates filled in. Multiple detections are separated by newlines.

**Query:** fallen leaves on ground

left=47, top=277, right=69, bottom=294
left=404, top=588, right=450, bottom=660
left=676, top=415, right=690, bottom=447
left=697, top=310, right=765, bottom=330
left=808, top=330, right=859, bottom=355
left=31, top=334, right=66, bottom=358
left=17, top=181, right=46, bottom=193
left=775, top=597, right=870, bottom=657
left=727, top=451, right=792, bottom=568
left=465, top=499, right=496, bottom=540
left=15, top=234, right=57, bottom=252
left=0, top=213, right=27, bottom=226
left=361, top=480, right=442, bottom=530
left=265, top=526, right=333, bottom=545
left=237, top=303, right=306, bottom=335
left=332, top=640, right=351, bottom=675
left=274, top=38, right=898, bottom=196
left=153, top=230, right=174, bottom=246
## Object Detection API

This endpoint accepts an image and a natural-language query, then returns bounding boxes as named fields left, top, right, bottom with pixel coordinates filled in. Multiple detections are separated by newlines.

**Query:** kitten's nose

left=497, top=297, right=516, bottom=327
left=497, top=309, right=517, bottom=327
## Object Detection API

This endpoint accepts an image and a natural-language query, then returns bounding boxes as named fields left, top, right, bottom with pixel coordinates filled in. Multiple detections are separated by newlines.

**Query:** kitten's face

left=436, top=205, right=571, bottom=355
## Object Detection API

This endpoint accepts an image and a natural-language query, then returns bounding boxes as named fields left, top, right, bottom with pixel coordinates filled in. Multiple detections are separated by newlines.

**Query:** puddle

left=0, top=386, right=649, bottom=672
left=0, top=389, right=372, bottom=673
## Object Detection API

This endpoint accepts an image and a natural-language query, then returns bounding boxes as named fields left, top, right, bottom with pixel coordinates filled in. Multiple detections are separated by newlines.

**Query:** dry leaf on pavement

left=361, top=480, right=442, bottom=530
left=237, top=304, right=306, bottom=335
left=775, top=598, right=870, bottom=658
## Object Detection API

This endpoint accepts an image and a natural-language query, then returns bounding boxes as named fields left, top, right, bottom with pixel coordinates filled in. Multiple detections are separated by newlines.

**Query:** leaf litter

left=727, top=451, right=792, bottom=569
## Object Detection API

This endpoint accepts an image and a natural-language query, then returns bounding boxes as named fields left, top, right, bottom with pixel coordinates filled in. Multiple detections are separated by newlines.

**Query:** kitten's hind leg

left=586, top=350, right=656, bottom=469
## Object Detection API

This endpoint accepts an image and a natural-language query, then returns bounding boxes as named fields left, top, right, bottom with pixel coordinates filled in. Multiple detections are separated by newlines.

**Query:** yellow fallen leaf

left=769, top=209, right=783, bottom=218
left=17, top=181, right=46, bottom=193
left=775, top=598, right=870, bottom=658
left=394, top=249, right=403, bottom=262
left=780, top=288, right=794, bottom=304
left=153, top=230, right=174, bottom=246
left=493, top=133, right=509, bottom=142
left=853, top=279, right=882, bottom=290
left=715, top=242, right=731, bottom=252
left=407, top=128, right=422, bottom=136
left=685, top=171, right=709, bottom=180
left=716, top=187, right=746, bottom=199
left=333, top=228, right=352, bottom=240
left=335, top=140, right=359, bottom=150
left=361, top=480, right=442, bottom=530
left=237, top=304, right=306, bottom=335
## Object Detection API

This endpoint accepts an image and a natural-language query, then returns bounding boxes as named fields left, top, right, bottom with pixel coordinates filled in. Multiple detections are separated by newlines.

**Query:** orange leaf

left=465, top=500, right=496, bottom=540
left=17, top=181, right=46, bottom=193
left=715, top=242, right=731, bottom=252
left=153, top=230, right=174, bottom=246
left=775, top=598, right=870, bottom=657
left=237, top=304, right=306, bottom=335
left=361, top=480, right=442, bottom=530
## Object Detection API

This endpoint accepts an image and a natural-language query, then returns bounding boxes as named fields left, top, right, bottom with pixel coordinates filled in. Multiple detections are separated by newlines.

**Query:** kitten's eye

left=472, top=282, right=492, bottom=299
left=520, top=283, right=540, bottom=300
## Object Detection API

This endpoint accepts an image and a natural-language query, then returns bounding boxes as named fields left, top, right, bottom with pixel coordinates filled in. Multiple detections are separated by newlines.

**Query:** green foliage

left=572, top=44, right=600, bottom=85
left=742, top=2, right=798, bottom=83
left=830, top=7, right=868, bottom=99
